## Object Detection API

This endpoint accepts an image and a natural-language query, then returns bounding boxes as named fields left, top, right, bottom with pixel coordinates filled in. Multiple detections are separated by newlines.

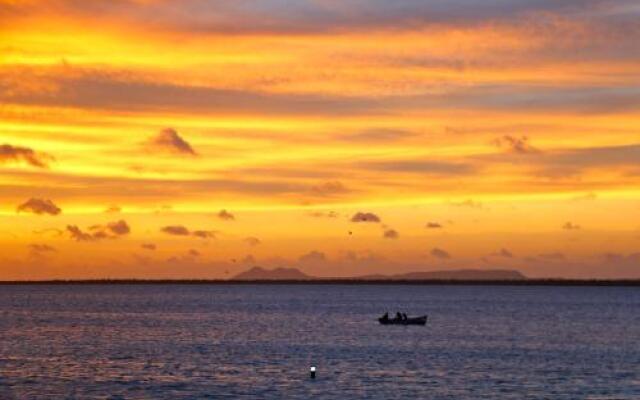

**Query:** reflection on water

left=0, top=284, right=639, bottom=399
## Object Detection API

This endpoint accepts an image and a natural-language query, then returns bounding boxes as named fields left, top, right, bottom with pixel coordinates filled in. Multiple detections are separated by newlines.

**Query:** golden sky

left=1, top=0, right=639, bottom=279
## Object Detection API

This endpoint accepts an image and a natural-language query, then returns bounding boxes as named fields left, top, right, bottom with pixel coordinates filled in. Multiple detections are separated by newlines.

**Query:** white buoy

left=310, top=366, right=316, bottom=379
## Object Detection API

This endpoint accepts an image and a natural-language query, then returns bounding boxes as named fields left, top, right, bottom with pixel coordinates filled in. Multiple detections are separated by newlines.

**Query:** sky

left=0, top=0, right=639, bottom=279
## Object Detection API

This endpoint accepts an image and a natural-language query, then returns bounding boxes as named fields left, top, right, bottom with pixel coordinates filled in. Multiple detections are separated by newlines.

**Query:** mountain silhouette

left=232, top=267, right=526, bottom=281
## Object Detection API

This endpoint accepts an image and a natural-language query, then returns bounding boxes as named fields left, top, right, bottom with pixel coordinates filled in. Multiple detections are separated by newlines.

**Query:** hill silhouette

left=231, top=267, right=526, bottom=281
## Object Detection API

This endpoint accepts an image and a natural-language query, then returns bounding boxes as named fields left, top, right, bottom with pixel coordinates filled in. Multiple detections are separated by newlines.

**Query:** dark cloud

left=192, top=230, right=216, bottom=239
left=217, top=209, right=235, bottom=220
left=563, top=222, right=581, bottom=230
left=66, top=225, right=96, bottom=242
left=141, top=243, right=157, bottom=250
left=491, top=248, right=514, bottom=258
left=383, top=229, right=399, bottom=239
left=493, top=135, right=540, bottom=154
left=430, top=247, right=451, bottom=259
left=16, top=198, right=61, bottom=216
left=0, top=144, right=54, bottom=168
left=161, top=225, right=190, bottom=236
left=106, top=220, right=130, bottom=235
left=149, top=128, right=196, bottom=155
left=299, top=250, right=327, bottom=263
left=244, top=237, right=261, bottom=246
left=351, top=212, right=381, bottom=223
left=426, top=222, right=443, bottom=229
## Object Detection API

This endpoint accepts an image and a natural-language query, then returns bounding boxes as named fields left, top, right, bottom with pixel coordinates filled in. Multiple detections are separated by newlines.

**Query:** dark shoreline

left=0, top=279, right=639, bottom=286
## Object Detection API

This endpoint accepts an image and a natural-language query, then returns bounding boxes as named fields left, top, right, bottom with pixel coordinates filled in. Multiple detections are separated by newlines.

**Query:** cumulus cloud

left=244, top=237, right=261, bottom=246
left=106, top=220, right=130, bottom=235
left=141, top=243, right=157, bottom=250
left=563, top=222, right=581, bottom=230
left=383, top=229, right=399, bottom=239
left=430, top=247, right=451, bottom=259
left=491, top=248, right=514, bottom=258
left=217, top=209, right=235, bottom=220
left=493, top=135, right=540, bottom=154
left=149, top=128, right=196, bottom=155
left=351, top=212, right=381, bottom=223
left=0, top=144, right=54, bottom=168
left=161, top=225, right=190, bottom=236
left=426, top=222, right=443, bottom=229
left=16, top=198, right=61, bottom=216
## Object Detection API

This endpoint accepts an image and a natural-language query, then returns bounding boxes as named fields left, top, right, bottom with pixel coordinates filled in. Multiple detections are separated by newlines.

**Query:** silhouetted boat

left=378, top=315, right=427, bottom=326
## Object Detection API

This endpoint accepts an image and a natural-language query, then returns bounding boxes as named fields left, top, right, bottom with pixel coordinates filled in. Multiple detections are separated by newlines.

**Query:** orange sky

left=1, top=0, right=639, bottom=279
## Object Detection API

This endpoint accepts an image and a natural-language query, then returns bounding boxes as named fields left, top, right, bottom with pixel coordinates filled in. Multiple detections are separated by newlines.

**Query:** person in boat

left=402, top=313, right=408, bottom=321
left=380, top=312, right=389, bottom=322
left=395, top=312, right=402, bottom=322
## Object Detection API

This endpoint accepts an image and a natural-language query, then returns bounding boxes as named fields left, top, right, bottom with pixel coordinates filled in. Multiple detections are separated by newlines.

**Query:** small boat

left=378, top=315, right=427, bottom=326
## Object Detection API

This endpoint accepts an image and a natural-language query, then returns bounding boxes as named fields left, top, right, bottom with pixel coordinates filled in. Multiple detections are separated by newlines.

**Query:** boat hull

left=378, top=315, right=427, bottom=326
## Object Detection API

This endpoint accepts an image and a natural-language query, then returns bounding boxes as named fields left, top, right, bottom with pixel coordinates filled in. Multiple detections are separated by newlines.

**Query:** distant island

left=231, top=266, right=527, bottom=281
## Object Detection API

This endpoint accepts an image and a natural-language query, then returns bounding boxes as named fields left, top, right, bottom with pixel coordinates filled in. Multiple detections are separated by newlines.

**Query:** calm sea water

left=0, top=284, right=638, bottom=399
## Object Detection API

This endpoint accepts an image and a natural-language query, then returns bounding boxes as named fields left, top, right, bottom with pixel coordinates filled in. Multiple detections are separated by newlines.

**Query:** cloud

left=141, top=243, right=157, bottom=250
left=383, top=229, right=399, bottom=239
left=426, top=222, right=443, bottom=229
left=351, top=212, right=381, bottom=223
left=448, top=199, right=483, bottom=209
left=563, top=222, right=581, bottom=230
left=149, top=128, right=196, bottom=155
left=493, top=135, right=540, bottom=154
left=242, top=254, right=256, bottom=264
left=192, top=230, right=216, bottom=239
left=299, top=250, right=326, bottom=263
left=0, top=144, right=54, bottom=168
left=430, top=247, right=451, bottom=259
left=28, top=243, right=56, bottom=253
left=360, top=160, right=475, bottom=175
left=491, top=248, right=514, bottom=258
left=309, top=181, right=349, bottom=197
left=338, top=128, right=417, bottom=142
left=244, top=237, right=261, bottom=246
left=104, top=205, right=122, bottom=213
left=188, top=249, right=201, bottom=257
left=160, top=225, right=216, bottom=239
left=106, top=220, right=130, bottom=235
left=161, top=225, right=191, bottom=236
left=307, top=211, right=339, bottom=218
left=217, top=209, right=235, bottom=220
left=16, top=198, right=62, bottom=216
left=66, top=225, right=96, bottom=242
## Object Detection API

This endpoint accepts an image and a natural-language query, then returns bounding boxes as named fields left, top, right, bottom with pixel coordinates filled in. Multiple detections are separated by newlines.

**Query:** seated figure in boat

left=380, top=312, right=389, bottom=322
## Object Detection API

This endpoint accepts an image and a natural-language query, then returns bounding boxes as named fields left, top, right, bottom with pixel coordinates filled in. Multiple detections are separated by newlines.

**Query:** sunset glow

left=1, top=0, right=639, bottom=279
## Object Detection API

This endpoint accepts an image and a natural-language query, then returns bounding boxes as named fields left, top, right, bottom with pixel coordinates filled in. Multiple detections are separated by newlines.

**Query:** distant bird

left=348, top=231, right=353, bottom=235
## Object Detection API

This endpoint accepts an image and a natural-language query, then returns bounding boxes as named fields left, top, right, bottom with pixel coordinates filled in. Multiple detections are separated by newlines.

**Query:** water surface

left=0, top=284, right=638, bottom=399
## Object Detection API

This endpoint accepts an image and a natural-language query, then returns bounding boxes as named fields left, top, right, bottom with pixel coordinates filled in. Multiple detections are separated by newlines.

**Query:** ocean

left=0, top=284, right=638, bottom=399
